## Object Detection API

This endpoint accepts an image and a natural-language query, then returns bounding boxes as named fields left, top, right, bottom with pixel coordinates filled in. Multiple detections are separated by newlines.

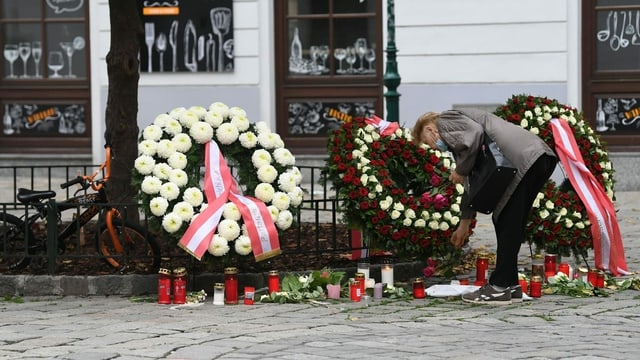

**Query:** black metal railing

left=0, top=164, right=358, bottom=275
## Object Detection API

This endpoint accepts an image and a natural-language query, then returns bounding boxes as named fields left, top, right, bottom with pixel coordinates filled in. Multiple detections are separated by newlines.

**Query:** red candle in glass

left=172, top=267, right=187, bottom=304
left=476, top=253, right=489, bottom=283
left=530, top=276, right=542, bottom=298
left=350, top=280, right=361, bottom=302
left=224, top=267, right=239, bottom=304
left=413, top=278, right=426, bottom=299
left=268, top=270, right=280, bottom=294
left=518, top=278, right=528, bottom=295
left=587, top=269, right=598, bottom=287
left=596, top=270, right=605, bottom=288
left=157, top=268, right=172, bottom=304
left=544, top=254, right=557, bottom=274
left=558, top=263, right=570, bottom=276
left=355, top=272, right=366, bottom=297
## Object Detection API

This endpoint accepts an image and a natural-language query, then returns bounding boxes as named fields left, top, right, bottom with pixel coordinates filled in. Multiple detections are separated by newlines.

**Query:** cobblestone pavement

left=1, top=192, right=640, bottom=359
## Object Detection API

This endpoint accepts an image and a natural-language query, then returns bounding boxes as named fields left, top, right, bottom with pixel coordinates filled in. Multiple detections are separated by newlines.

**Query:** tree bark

left=104, top=1, right=141, bottom=209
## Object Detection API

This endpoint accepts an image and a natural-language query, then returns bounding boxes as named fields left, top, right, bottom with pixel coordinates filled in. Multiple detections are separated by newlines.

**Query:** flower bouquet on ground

left=259, top=268, right=345, bottom=303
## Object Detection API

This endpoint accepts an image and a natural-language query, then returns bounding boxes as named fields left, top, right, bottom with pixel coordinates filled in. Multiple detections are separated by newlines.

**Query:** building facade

left=1, top=0, right=639, bottom=189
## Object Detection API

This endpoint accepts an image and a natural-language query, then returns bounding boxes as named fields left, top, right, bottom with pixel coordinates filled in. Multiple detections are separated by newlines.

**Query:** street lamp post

left=383, top=0, right=401, bottom=122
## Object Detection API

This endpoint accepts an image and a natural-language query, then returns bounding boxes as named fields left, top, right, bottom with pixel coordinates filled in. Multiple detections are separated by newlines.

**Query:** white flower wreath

left=133, top=102, right=304, bottom=260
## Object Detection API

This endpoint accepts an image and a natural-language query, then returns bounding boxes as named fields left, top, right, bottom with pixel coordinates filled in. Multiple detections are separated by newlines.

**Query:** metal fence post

left=46, top=199, right=58, bottom=275
left=383, top=0, right=401, bottom=123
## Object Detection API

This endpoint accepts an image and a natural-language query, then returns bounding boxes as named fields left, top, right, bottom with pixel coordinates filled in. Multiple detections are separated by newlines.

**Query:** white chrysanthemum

left=134, top=155, right=155, bottom=175
left=255, top=183, right=275, bottom=203
left=204, top=111, right=224, bottom=128
left=173, top=201, right=195, bottom=221
left=153, top=162, right=172, bottom=180
left=156, top=139, right=175, bottom=158
left=234, top=235, right=252, bottom=256
left=149, top=196, right=169, bottom=216
left=162, top=212, right=183, bottom=233
left=223, top=202, right=241, bottom=221
left=183, top=187, right=204, bottom=207
left=160, top=182, right=180, bottom=201
left=188, top=105, right=207, bottom=119
left=267, top=205, right=279, bottom=221
left=167, top=152, right=188, bottom=170
left=172, top=133, right=192, bottom=153
left=178, top=110, right=199, bottom=129
left=141, top=176, right=162, bottom=194
left=228, top=106, right=247, bottom=118
left=276, top=210, right=293, bottom=229
left=278, top=172, right=297, bottom=193
left=288, top=187, right=304, bottom=207
left=257, top=165, right=278, bottom=183
left=254, top=121, right=270, bottom=135
left=164, top=118, right=183, bottom=136
left=286, top=167, right=303, bottom=185
left=257, top=132, right=279, bottom=149
left=142, top=124, right=163, bottom=141
left=251, top=149, right=272, bottom=168
left=208, top=102, right=229, bottom=117
left=273, top=148, right=295, bottom=166
left=138, top=139, right=157, bottom=156
left=272, top=191, right=291, bottom=211
left=208, top=235, right=230, bottom=256
left=216, top=123, right=239, bottom=145
left=218, top=219, right=241, bottom=241
left=231, top=114, right=250, bottom=132
left=169, top=168, right=188, bottom=187
left=239, top=131, right=258, bottom=148
left=189, top=121, right=214, bottom=144
left=168, top=106, right=186, bottom=119
left=153, top=113, right=172, bottom=127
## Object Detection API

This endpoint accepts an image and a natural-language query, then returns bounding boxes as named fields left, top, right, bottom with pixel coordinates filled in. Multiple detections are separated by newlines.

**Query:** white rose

left=545, top=200, right=554, bottom=210
left=439, top=222, right=450, bottom=231
left=391, top=210, right=401, bottom=220
left=402, top=218, right=412, bottom=226
left=428, top=220, right=439, bottom=230
left=414, top=219, right=426, bottom=228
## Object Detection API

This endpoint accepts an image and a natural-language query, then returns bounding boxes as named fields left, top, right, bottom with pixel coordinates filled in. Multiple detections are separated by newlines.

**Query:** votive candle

left=381, top=263, right=394, bottom=286
left=373, top=283, right=383, bottom=299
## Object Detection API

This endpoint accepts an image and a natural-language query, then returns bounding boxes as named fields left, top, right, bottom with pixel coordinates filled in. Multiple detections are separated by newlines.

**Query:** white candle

left=381, top=264, right=394, bottom=286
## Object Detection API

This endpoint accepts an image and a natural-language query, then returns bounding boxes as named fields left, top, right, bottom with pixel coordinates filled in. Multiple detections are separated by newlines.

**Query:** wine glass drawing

left=365, top=48, right=376, bottom=72
left=310, top=45, right=319, bottom=71
left=345, top=46, right=357, bottom=74
left=31, top=41, right=42, bottom=78
left=333, top=48, right=346, bottom=74
left=3, top=44, right=19, bottom=78
left=48, top=51, right=64, bottom=78
left=318, top=45, right=329, bottom=70
left=18, top=42, right=31, bottom=78
left=354, top=38, right=368, bottom=72
left=59, top=42, right=75, bottom=78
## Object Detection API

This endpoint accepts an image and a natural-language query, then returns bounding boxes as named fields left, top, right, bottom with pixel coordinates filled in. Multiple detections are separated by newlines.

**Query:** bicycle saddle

left=17, top=188, right=57, bottom=203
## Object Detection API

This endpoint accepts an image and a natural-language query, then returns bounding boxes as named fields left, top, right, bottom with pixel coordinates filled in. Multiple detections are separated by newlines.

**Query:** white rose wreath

left=133, top=102, right=303, bottom=263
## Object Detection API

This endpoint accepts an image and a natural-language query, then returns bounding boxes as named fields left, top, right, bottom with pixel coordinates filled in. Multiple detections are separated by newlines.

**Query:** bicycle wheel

left=0, top=213, right=35, bottom=272
left=97, top=219, right=161, bottom=273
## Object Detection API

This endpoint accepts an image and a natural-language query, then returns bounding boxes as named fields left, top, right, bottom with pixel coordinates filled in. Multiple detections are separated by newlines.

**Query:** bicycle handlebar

left=61, top=145, right=112, bottom=192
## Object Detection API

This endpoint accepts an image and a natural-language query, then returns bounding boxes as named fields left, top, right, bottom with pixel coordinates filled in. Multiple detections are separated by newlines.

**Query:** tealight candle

left=381, top=263, right=394, bottom=286
left=357, top=261, right=370, bottom=280
left=373, top=283, right=383, bottom=299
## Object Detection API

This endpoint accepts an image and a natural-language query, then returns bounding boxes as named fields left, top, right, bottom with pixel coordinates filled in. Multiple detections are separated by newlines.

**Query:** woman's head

left=412, top=112, right=440, bottom=148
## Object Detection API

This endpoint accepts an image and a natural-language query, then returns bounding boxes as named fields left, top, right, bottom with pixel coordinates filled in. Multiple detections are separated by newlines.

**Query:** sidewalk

left=0, top=192, right=639, bottom=359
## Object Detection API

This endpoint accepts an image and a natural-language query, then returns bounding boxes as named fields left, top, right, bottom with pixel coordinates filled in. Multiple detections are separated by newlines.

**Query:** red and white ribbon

left=350, top=229, right=369, bottom=260
left=179, top=141, right=280, bottom=261
left=550, top=118, right=629, bottom=275
left=365, top=115, right=400, bottom=137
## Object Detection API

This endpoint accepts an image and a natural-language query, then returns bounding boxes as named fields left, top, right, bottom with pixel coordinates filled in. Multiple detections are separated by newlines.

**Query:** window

left=275, top=0, right=383, bottom=154
left=0, top=0, right=90, bottom=154
left=583, top=0, right=640, bottom=150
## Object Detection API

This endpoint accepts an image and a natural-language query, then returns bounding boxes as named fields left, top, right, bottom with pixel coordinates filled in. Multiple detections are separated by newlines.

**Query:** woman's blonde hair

left=412, top=112, right=440, bottom=145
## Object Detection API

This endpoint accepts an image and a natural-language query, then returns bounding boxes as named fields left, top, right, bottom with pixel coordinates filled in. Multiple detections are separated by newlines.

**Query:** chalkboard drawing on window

left=2, top=104, right=86, bottom=136
left=140, top=0, right=234, bottom=73
left=595, top=97, right=640, bottom=133
left=287, top=101, right=375, bottom=135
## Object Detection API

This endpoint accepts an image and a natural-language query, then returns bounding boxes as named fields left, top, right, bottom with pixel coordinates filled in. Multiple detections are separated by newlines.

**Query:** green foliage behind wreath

left=494, top=94, right=616, bottom=258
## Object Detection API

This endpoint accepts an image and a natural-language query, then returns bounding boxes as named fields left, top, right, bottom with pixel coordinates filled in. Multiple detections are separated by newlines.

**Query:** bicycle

left=0, top=145, right=161, bottom=273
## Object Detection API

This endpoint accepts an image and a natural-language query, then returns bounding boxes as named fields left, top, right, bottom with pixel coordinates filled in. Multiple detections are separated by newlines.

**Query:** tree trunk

left=104, top=1, right=141, bottom=210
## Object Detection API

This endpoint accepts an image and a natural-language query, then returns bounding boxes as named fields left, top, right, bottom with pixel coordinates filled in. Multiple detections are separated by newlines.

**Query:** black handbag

left=468, top=133, right=517, bottom=214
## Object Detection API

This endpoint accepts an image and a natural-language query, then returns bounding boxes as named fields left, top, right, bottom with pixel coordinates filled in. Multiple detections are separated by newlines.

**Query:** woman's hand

left=449, top=170, right=464, bottom=184
left=450, top=219, right=472, bottom=249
